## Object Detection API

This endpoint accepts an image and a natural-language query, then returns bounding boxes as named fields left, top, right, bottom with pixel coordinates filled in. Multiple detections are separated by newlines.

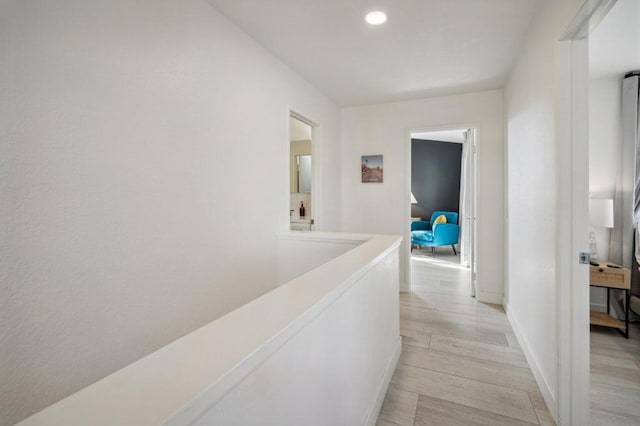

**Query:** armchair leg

left=452, top=245, right=457, bottom=255
left=431, top=247, right=435, bottom=258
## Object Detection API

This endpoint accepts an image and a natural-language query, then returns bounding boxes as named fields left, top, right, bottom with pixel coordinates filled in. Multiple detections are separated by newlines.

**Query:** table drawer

left=589, top=264, right=630, bottom=289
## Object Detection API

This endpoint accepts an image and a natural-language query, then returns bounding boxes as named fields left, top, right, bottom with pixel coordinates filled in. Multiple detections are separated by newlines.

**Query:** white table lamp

left=589, top=198, right=614, bottom=260
left=589, top=199, right=614, bottom=228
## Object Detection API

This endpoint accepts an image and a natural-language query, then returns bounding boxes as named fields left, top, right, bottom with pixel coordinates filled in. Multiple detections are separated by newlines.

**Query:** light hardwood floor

left=377, top=251, right=555, bottom=426
left=590, top=321, right=640, bottom=425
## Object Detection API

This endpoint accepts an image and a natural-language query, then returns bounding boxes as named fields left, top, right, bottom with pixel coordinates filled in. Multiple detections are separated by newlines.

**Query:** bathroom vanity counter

left=290, top=217, right=313, bottom=231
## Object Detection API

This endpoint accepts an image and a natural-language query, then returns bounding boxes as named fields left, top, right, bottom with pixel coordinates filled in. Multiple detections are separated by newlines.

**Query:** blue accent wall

left=411, top=139, right=462, bottom=220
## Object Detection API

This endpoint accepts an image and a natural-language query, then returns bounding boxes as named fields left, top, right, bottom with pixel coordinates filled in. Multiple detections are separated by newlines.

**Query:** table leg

left=625, top=289, right=630, bottom=339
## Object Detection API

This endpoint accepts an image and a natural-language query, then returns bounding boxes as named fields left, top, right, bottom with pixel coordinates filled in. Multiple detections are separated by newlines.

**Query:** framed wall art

left=361, top=155, right=383, bottom=183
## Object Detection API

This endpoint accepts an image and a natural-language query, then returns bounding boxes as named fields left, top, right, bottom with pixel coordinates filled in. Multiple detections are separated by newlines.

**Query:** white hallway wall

left=504, top=0, right=585, bottom=420
left=0, top=0, right=341, bottom=424
left=340, top=90, right=505, bottom=302
left=589, top=76, right=622, bottom=309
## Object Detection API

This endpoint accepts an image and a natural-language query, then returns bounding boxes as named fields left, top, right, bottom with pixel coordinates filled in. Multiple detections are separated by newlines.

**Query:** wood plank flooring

left=379, top=250, right=640, bottom=425
left=590, top=321, right=640, bottom=425
left=377, top=253, right=554, bottom=426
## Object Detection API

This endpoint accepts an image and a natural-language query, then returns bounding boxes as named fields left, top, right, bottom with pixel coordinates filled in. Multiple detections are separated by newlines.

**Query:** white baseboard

left=364, top=336, right=402, bottom=426
left=505, top=304, right=558, bottom=424
left=590, top=303, right=606, bottom=311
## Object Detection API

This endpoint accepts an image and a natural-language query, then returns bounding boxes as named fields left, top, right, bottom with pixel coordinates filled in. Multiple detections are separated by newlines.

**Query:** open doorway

left=408, top=128, right=476, bottom=297
left=586, top=0, right=640, bottom=422
left=289, top=114, right=314, bottom=231
left=553, top=0, right=640, bottom=422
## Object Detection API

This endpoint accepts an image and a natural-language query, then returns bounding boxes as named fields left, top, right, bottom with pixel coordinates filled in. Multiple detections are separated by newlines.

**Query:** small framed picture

left=361, top=155, right=383, bottom=183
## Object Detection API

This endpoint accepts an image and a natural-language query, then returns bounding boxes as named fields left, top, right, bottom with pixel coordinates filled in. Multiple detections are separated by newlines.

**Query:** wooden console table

left=589, top=261, right=630, bottom=338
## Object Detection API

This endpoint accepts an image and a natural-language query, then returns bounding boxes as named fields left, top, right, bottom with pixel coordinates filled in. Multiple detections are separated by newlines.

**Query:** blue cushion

left=411, top=230, right=434, bottom=242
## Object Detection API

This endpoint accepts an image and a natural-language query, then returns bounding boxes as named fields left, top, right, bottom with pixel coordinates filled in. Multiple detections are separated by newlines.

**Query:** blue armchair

left=411, top=211, right=460, bottom=257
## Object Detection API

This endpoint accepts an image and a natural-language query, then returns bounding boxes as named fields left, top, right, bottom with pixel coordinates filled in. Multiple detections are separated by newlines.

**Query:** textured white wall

left=504, top=0, right=584, bottom=418
left=0, top=0, right=341, bottom=423
left=340, top=91, right=505, bottom=301
left=505, top=8, right=558, bottom=408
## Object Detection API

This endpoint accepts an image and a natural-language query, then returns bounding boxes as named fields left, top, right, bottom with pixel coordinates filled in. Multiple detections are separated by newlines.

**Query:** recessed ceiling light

left=365, top=11, right=387, bottom=25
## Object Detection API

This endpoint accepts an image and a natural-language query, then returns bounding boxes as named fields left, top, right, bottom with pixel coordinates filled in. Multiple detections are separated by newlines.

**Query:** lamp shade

left=589, top=198, right=614, bottom=228
left=411, top=192, right=418, bottom=204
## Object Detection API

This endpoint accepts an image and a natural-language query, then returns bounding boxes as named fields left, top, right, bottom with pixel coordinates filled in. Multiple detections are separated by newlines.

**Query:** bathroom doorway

left=289, top=114, right=314, bottom=231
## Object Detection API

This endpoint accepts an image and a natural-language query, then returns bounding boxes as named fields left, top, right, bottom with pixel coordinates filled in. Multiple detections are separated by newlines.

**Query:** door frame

left=404, top=123, right=479, bottom=294
left=555, top=0, right=616, bottom=423
left=555, top=36, right=590, bottom=426
left=288, top=107, right=322, bottom=231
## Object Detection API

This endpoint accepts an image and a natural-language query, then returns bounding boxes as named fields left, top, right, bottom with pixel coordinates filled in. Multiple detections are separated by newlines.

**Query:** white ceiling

left=207, top=0, right=546, bottom=106
left=589, top=0, right=640, bottom=80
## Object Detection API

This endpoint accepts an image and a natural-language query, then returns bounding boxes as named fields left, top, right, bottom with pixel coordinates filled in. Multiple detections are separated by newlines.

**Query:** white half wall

left=17, top=233, right=401, bottom=426
left=340, top=90, right=505, bottom=301
left=276, top=232, right=362, bottom=285
left=0, top=0, right=341, bottom=423
left=195, top=237, right=401, bottom=426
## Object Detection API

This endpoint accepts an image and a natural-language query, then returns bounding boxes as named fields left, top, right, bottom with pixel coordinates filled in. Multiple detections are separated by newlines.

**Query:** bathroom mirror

left=289, top=139, right=312, bottom=194
left=295, top=155, right=311, bottom=193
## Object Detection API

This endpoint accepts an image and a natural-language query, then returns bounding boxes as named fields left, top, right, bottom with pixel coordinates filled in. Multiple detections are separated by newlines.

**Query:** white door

left=465, top=129, right=477, bottom=297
